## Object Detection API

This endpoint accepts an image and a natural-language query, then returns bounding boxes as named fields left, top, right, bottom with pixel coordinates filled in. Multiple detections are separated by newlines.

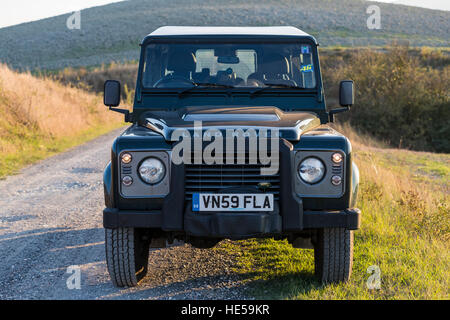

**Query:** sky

left=369, top=0, right=450, bottom=11
left=0, top=0, right=448, bottom=29
left=0, top=0, right=125, bottom=29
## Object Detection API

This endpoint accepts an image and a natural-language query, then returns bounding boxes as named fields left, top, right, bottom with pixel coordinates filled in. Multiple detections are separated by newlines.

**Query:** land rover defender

left=102, top=26, right=360, bottom=287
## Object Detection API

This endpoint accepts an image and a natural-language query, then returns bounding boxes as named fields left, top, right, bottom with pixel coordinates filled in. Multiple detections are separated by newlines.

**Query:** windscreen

left=142, top=41, right=316, bottom=89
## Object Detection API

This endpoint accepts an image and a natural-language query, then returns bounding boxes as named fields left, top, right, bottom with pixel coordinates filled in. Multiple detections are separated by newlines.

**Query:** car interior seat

left=192, top=68, right=211, bottom=83
left=166, top=51, right=197, bottom=79
left=247, top=53, right=296, bottom=86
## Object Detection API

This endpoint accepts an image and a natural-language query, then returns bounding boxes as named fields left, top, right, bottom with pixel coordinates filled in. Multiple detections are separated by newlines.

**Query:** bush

left=50, top=62, right=138, bottom=105
left=322, top=46, right=450, bottom=153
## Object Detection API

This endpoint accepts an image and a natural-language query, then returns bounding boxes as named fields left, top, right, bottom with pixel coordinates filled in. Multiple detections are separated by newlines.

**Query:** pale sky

left=0, top=0, right=125, bottom=29
left=368, top=0, right=450, bottom=11
left=0, top=0, right=448, bottom=29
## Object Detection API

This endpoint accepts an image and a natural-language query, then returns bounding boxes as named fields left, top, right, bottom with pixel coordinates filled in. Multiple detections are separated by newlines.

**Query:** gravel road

left=0, top=128, right=248, bottom=300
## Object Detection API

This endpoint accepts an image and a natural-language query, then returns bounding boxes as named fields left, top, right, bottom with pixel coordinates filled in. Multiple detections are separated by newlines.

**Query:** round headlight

left=138, top=158, right=166, bottom=185
left=298, top=157, right=325, bottom=184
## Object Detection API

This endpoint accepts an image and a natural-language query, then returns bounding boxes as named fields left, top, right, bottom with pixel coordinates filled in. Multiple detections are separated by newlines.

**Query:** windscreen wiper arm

left=250, top=83, right=304, bottom=97
left=178, top=83, right=235, bottom=97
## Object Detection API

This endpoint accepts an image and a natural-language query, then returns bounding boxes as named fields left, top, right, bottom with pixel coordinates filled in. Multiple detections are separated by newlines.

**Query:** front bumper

left=103, top=207, right=361, bottom=236
left=105, top=138, right=361, bottom=237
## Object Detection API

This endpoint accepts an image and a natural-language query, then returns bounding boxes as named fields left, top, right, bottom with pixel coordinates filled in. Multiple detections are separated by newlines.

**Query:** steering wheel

left=154, top=74, right=196, bottom=88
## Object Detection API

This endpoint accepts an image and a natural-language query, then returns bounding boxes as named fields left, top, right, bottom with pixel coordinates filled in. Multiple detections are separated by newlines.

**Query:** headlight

left=138, top=158, right=166, bottom=185
left=298, top=157, right=325, bottom=184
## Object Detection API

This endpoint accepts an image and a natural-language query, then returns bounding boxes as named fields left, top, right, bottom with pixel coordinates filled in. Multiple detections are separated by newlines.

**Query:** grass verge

left=0, top=63, right=124, bottom=179
left=0, top=121, right=124, bottom=179
left=216, top=125, right=449, bottom=300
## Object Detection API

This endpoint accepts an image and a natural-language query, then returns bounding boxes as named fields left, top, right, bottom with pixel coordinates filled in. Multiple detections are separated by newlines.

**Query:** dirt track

left=0, top=128, right=248, bottom=300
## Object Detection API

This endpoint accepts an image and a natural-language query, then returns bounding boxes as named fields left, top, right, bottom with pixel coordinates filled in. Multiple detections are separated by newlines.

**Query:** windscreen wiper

left=250, top=83, right=304, bottom=97
left=178, top=82, right=235, bottom=97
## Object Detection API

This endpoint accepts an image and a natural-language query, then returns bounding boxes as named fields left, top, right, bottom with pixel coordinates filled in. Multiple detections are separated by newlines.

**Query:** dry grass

left=219, top=124, right=449, bottom=299
left=0, top=64, right=119, bottom=137
left=0, top=64, right=123, bottom=177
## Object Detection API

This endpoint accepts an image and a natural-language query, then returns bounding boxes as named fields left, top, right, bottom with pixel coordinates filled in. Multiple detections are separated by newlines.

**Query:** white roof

left=149, top=26, right=311, bottom=37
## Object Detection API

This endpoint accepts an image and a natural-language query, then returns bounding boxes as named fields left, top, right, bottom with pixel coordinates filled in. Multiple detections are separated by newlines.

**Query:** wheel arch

left=103, top=161, right=114, bottom=208
left=350, top=161, right=360, bottom=208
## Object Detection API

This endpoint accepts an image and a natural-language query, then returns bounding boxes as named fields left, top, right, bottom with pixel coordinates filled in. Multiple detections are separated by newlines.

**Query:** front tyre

left=105, top=227, right=150, bottom=287
left=314, top=228, right=354, bottom=283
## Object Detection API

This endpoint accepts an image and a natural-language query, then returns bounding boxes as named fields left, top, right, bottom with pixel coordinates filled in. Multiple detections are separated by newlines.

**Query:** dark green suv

left=103, top=26, right=360, bottom=287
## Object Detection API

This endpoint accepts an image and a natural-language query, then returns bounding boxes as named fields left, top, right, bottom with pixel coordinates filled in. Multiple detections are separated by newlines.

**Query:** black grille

left=185, top=164, right=280, bottom=201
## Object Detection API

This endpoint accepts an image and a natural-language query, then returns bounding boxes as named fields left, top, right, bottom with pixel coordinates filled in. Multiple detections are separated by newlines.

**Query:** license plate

left=192, top=193, right=274, bottom=212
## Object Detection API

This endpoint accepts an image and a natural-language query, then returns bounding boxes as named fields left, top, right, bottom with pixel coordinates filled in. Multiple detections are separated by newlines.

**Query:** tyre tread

left=314, top=227, right=354, bottom=283
left=105, top=227, right=148, bottom=287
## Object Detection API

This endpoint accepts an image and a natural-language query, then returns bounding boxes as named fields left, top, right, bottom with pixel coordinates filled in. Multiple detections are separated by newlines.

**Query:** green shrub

left=50, top=62, right=138, bottom=105
left=322, top=46, right=450, bottom=153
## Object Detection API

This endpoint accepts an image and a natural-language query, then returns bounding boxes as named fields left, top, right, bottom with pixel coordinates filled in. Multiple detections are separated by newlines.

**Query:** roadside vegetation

left=49, top=46, right=450, bottom=154
left=1, top=45, right=448, bottom=299
left=47, top=62, right=138, bottom=106
left=217, top=123, right=449, bottom=299
left=0, top=64, right=124, bottom=178
left=322, top=45, right=450, bottom=153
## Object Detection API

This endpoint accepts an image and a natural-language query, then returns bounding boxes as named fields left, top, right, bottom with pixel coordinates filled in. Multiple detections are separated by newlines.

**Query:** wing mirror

left=329, top=80, right=355, bottom=122
left=339, top=80, right=354, bottom=107
left=104, top=80, right=121, bottom=107
left=104, top=80, right=132, bottom=122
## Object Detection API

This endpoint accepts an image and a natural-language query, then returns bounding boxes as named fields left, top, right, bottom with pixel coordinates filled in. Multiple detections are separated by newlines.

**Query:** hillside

left=0, top=64, right=123, bottom=178
left=0, top=0, right=449, bottom=70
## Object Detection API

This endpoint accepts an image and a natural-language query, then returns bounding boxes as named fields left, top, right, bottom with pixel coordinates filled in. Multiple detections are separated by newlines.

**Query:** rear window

left=195, top=49, right=256, bottom=82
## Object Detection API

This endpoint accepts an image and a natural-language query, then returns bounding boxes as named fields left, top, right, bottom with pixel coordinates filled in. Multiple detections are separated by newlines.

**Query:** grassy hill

left=0, top=0, right=449, bottom=70
left=0, top=64, right=123, bottom=178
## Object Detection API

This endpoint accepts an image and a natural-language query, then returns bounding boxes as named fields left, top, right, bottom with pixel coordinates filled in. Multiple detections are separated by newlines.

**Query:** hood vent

left=183, top=113, right=280, bottom=122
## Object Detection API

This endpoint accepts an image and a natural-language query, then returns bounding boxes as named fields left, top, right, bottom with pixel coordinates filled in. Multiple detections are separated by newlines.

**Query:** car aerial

left=102, top=26, right=360, bottom=287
